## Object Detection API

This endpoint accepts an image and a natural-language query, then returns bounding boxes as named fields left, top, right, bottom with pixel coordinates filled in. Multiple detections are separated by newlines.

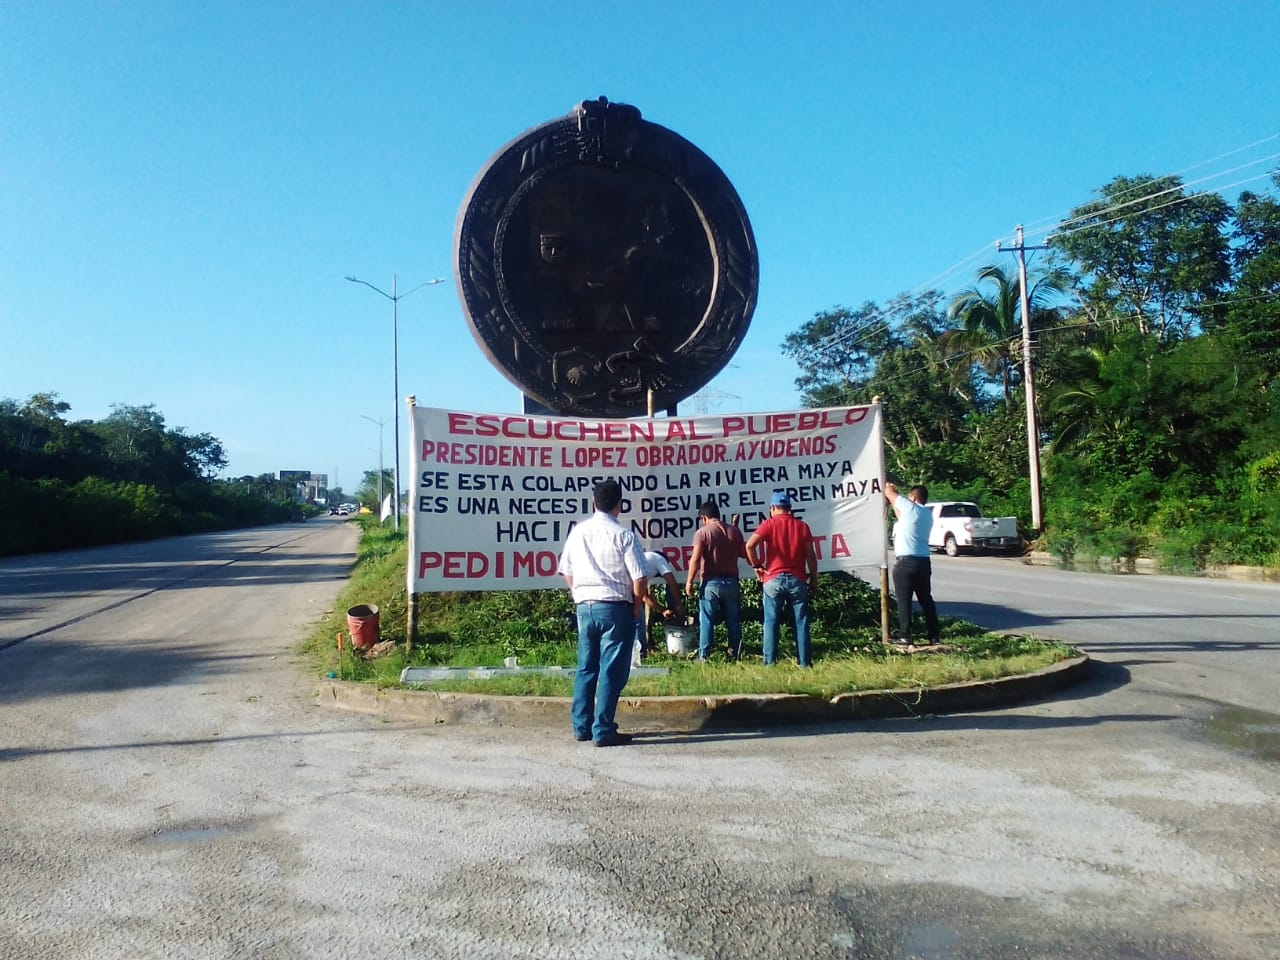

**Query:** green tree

left=1051, top=174, right=1231, bottom=340
left=96, top=404, right=170, bottom=482
left=90, top=404, right=224, bottom=486
left=1041, top=328, right=1267, bottom=487
left=0, top=395, right=305, bottom=556
left=781, top=302, right=894, bottom=407
left=767, top=168, right=1280, bottom=567
left=869, top=308, right=978, bottom=461
left=169, top=429, right=227, bottom=480
left=357, top=469, right=394, bottom=513
left=1224, top=173, right=1280, bottom=378
left=944, top=263, right=1066, bottom=405
left=1040, top=343, right=1110, bottom=454
left=0, top=392, right=106, bottom=481
left=782, top=293, right=982, bottom=486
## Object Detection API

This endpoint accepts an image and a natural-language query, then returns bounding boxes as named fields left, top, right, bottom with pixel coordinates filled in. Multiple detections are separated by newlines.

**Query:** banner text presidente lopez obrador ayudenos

left=407, top=405, right=884, bottom=592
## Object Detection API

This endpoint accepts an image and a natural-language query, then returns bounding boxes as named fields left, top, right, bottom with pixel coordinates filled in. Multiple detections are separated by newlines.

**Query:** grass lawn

left=303, top=518, right=1076, bottom=698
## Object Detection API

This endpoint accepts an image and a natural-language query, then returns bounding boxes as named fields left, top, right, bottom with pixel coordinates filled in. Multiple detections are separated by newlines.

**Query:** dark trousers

left=892, top=555, right=940, bottom=641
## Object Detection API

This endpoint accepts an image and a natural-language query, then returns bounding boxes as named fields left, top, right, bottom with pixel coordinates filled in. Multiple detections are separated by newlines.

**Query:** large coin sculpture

left=454, top=97, right=758, bottom=418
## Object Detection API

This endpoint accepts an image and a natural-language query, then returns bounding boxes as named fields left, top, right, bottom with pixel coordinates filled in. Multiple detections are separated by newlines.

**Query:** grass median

left=303, top=517, right=1075, bottom=698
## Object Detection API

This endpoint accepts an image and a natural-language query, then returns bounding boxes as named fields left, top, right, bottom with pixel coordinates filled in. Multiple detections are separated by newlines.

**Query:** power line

left=871, top=149, right=1278, bottom=325
left=1043, top=164, right=1280, bottom=244
left=1018, top=133, right=1280, bottom=238
left=793, top=135, right=1280, bottom=414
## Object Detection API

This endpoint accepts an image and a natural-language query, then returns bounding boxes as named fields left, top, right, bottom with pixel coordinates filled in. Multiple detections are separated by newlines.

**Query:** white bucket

left=664, top=624, right=692, bottom=655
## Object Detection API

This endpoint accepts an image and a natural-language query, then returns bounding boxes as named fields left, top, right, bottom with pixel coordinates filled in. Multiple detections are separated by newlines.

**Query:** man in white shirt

left=558, top=480, right=647, bottom=746
left=884, top=481, right=940, bottom=646
left=634, top=550, right=685, bottom=666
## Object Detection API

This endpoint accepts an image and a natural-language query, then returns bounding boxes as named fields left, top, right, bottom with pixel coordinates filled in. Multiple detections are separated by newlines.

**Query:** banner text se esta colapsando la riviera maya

left=407, top=405, right=885, bottom=592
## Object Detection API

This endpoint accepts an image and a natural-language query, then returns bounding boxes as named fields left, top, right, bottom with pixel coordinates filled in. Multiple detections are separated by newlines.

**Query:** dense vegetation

left=785, top=171, right=1280, bottom=569
left=0, top=394, right=308, bottom=555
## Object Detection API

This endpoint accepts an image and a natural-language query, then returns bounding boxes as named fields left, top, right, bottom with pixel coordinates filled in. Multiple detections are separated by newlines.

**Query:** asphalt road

left=1, top=524, right=1277, bottom=960
left=928, top=552, right=1280, bottom=713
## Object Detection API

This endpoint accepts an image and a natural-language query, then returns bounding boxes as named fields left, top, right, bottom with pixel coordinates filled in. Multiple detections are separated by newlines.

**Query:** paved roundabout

left=317, top=653, right=1091, bottom=732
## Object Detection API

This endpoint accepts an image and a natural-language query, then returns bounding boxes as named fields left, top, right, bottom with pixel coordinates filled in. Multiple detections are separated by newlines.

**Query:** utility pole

left=997, top=226, right=1050, bottom=532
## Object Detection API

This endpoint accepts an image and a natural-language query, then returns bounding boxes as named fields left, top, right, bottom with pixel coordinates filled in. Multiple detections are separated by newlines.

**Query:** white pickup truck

left=928, top=501, right=1022, bottom=556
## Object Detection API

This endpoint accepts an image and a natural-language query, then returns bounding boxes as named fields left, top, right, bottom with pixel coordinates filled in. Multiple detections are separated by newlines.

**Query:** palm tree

left=1040, top=344, right=1108, bottom=453
left=943, top=264, right=1065, bottom=405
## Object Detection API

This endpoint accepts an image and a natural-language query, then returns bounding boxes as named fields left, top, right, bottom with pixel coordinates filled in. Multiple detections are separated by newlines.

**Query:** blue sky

left=3, top=1, right=1277, bottom=495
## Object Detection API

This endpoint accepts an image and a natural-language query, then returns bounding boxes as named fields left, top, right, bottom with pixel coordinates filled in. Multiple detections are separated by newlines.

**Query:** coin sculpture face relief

left=454, top=97, right=758, bottom=418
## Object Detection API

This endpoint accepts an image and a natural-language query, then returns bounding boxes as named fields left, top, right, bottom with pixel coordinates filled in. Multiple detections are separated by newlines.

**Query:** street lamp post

left=346, top=274, right=444, bottom=531
left=360, top=414, right=387, bottom=515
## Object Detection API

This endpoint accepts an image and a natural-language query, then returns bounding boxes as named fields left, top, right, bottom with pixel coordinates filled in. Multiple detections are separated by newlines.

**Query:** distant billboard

left=279, top=470, right=310, bottom=482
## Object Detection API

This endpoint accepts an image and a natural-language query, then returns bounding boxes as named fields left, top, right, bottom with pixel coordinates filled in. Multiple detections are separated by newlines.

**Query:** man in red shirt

left=745, top=490, right=819, bottom=667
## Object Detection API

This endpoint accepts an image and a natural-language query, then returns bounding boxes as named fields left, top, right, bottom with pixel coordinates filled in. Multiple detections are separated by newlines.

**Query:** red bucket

left=346, top=604, right=380, bottom=649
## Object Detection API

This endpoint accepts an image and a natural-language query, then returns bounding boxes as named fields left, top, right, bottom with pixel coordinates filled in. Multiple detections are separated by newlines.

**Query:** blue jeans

left=634, top=612, right=649, bottom=657
left=698, top=578, right=742, bottom=659
left=572, top=601, right=635, bottom=741
left=762, top=573, right=812, bottom=666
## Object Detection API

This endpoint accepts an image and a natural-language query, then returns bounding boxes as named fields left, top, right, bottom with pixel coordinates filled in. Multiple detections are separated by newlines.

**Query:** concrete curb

left=1024, top=551, right=1280, bottom=582
left=316, top=654, right=1092, bottom=732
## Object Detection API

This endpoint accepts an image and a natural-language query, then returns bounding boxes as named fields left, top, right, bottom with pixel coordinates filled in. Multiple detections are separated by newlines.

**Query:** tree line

left=783, top=171, right=1280, bottom=569
left=0, top=394, right=304, bottom=555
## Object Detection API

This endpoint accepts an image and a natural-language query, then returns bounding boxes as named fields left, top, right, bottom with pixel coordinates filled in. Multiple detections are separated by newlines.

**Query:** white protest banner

left=407, top=404, right=885, bottom=593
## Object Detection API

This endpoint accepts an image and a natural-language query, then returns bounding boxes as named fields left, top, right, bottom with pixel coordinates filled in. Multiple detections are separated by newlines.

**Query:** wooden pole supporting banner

left=880, top=566, right=891, bottom=644
left=406, top=592, right=418, bottom=655
left=871, top=395, right=891, bottom=644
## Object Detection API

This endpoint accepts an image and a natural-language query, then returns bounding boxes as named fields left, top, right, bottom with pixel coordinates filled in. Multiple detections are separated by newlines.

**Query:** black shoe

left=891, top=637, right=912, bottom=646
left=593, top=732, right=633, bottom=747
left=574, top=732, right=591, bottom=742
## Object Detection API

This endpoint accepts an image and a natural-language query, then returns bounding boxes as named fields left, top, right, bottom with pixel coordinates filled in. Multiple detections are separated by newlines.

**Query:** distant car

left=337, top=507, right=350, bottom=516
left=927, top=501, right=1021, bottom=556
left=329, top=508, right=339, bottom=515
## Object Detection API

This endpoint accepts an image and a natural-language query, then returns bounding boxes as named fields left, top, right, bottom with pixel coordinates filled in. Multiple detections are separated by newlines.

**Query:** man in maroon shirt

left=684, top=501, right=748, bottom=660
left=745, top=490, right=819, bottom=666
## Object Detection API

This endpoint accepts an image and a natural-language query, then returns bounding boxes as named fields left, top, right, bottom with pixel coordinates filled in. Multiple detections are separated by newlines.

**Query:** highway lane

left=0, top=525, right=348, bottom=651
left=926, top=553, right=1280, bottom=713
left=1, top=525, right=1278, bottom=959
